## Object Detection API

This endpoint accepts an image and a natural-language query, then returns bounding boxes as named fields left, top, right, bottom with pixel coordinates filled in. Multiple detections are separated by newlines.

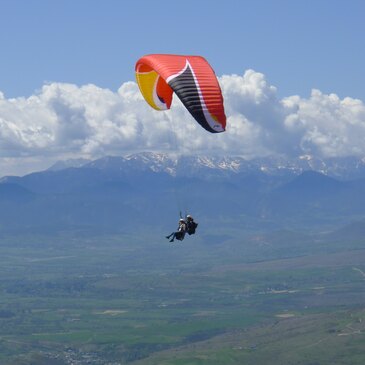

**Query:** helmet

left=187, top=215, right=192, bottom=219
left=179, top=218, right=185, bottom=222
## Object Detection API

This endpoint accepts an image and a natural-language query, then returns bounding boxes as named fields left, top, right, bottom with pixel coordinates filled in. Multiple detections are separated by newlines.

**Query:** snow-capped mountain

left=73, top=152, right=365, bottom=180
left=1, top=151, right=365, bottom=234
left=4, top=152, right=365, bottom=184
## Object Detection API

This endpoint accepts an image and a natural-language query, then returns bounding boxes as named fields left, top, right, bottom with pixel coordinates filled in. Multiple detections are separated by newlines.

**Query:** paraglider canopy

left=135, top=54, right=226, bottom=133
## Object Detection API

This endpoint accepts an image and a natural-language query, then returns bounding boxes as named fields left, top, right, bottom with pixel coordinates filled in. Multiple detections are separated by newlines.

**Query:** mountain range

left=41, top=153, right=365, bottom=180
left=1, top=152, right=365, bottom=234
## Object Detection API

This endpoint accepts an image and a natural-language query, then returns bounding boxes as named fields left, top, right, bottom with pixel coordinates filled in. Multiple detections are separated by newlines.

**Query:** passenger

left=166, top=218, right=187, bottom=242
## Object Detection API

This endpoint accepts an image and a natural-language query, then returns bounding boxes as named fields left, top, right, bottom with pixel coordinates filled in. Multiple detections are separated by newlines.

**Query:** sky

left=0, top=0, right=364, bottom=176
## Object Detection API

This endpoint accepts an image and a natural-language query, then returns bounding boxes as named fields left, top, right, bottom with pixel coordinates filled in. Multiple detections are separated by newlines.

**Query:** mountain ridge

left=3, top=152, right=365, bottom=181
left=1, top=152, right=365, bottom=233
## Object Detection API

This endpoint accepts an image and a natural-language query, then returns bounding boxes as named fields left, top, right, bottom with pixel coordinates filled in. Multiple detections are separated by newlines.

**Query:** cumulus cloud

left=0, top=70, right=365, bottom=175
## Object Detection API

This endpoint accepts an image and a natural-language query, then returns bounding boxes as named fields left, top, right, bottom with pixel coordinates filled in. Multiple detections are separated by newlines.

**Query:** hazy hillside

left=1, top=152, right=365, bottom=233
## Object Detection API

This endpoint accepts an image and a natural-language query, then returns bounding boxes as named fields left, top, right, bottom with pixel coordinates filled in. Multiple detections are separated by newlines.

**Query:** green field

left=0, top=227, right=364, bottom=364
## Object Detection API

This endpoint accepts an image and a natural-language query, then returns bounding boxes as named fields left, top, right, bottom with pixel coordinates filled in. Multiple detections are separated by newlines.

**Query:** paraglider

left=186, top=215, right=198, bottom=235
left=135, top=54, right=226, bottom=133
left=165, top=215, right=199, bottom=243
left=135, top=54, right=225, bottom=242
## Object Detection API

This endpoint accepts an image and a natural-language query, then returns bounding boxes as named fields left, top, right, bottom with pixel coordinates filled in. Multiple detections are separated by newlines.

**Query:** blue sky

left=1, top=0, right=364, bottom=100
left=0, top=0, right=365, bottom=176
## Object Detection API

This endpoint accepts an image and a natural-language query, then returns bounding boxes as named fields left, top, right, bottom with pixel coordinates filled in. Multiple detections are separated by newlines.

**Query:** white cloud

left=0, top=70, right=365, bottom=175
